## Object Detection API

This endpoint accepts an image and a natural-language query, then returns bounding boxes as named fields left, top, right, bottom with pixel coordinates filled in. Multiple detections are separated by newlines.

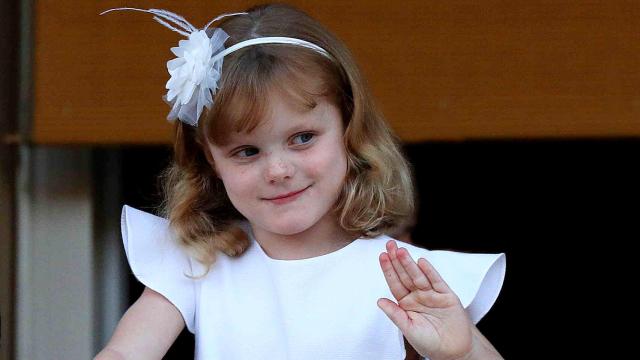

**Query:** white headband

left=100, top=7, right=333, bottom=126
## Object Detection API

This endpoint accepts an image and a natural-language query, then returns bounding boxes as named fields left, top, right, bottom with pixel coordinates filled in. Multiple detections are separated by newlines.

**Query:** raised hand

left=377, top=240, right=473, bottom=360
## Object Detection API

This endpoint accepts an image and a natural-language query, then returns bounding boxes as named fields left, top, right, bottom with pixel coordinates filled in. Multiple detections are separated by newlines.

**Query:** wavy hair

left=159, top=3, right=415, bottom=278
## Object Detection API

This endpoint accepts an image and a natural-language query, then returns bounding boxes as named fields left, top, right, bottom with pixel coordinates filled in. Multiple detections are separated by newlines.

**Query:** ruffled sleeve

left=405, top=244, right=506, bottom=325
left=121, top=205, right=196, bottom=333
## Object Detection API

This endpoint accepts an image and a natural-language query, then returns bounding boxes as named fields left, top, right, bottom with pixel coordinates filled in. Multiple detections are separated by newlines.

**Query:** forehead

left=226, top=91, right=332, bottom=140
left=205, top=74, right=334, bottom=146
left=201, top=43, right=342, bottom=146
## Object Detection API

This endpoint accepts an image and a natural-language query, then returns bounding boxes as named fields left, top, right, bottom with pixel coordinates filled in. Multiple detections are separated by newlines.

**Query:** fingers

left=379, top=252, right=410, bottom=300
left=386, top=240, right=417, bottom=291
left=380, top=239, right=454, bottom=312
left=417, top=257, right=452, bottom=294
left=386, top=240, right=433, bottom=291
left=398, top=248, right=433, bottom=291
left=377, top=298, right=411, bottom=332
left=382, top=240, right=453, bottom=296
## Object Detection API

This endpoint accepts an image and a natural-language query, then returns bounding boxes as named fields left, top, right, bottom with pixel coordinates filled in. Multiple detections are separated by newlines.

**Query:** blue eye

left=235, top=147, right=259, bottom=158
left=292, top=132, right=315, bottom=145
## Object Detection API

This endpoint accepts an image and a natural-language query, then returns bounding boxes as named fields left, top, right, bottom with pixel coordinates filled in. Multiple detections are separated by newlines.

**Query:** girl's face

left=207, top=91, right=348, bottom=238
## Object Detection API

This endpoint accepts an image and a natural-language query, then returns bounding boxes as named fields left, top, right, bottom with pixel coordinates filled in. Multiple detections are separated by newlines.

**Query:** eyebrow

left=224, top=118, right=321, bottom=148
left=283, top=120, right=319, bottom=134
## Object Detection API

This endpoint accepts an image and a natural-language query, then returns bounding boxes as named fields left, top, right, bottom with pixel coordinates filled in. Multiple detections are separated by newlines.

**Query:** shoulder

left=120, top=205, right=198, bottom=333
left=120, top=205, right=189, bottom=264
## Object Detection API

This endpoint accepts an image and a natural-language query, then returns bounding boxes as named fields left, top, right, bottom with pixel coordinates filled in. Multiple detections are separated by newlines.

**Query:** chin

left=264, top=216, right=317, bottom=235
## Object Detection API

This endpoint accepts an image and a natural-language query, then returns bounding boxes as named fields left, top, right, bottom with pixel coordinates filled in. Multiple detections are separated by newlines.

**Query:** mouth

left=263, top=185, right=311, bottom=203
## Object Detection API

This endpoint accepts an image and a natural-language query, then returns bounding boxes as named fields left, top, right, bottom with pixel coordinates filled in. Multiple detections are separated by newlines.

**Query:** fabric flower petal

left=162, top=24, right=231, bottom=124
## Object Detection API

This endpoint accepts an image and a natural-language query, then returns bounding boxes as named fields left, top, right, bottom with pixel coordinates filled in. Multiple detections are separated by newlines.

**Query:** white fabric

left=120, top=205, right=197, bottom=332
left=120, top=205, right=506, bottom=359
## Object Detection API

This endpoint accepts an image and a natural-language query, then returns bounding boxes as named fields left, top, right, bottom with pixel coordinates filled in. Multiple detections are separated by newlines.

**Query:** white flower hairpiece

left=100, top=8, right=245, bottom=126
left=100, top=7, right=333, bottom=127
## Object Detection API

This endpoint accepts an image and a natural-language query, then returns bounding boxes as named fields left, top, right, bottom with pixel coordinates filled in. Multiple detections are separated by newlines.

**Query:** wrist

left=455, top=325, right=503, bottom=360
left=449, top=329, right=477, bottom=360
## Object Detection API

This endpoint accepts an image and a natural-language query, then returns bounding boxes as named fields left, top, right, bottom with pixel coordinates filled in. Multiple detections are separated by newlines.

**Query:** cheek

left=302, top=141, right=347, bottom=181
left=219, top=167, right=255, bottom=198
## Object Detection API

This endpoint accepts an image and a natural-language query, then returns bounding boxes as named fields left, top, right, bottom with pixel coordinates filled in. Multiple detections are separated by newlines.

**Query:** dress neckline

left=243, top=223, right=363, bottom=265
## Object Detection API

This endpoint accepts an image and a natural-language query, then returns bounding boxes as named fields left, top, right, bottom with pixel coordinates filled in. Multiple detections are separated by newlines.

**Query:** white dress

left=121, top=205, right=506, bottom=360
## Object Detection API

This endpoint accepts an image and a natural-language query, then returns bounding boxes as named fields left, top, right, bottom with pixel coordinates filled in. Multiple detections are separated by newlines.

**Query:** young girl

left=96, top=4, right=506, bottom=360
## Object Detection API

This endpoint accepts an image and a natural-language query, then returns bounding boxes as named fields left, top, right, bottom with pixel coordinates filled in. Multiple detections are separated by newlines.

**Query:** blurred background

left=1, top=0, right=638, bottom=359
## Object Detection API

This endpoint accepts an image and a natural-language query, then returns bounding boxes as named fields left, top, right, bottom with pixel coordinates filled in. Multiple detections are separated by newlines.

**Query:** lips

left=265, top=185, right=311, bottom=200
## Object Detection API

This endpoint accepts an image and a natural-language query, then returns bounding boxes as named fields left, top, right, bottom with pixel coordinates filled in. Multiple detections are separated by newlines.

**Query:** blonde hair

left=159, top=3, right=415, bottom=278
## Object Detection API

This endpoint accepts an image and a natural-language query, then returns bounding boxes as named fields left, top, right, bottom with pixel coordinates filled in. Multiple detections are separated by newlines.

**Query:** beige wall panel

left=33, top=1, right=640, bottom=144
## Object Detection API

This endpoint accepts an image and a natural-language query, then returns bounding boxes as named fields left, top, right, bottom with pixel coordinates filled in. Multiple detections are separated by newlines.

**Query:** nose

left=264, top=154, right=294, bottom=184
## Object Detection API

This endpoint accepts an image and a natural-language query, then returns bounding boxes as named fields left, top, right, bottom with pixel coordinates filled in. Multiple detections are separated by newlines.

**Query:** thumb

left=377, top=298, right=410, bottom=332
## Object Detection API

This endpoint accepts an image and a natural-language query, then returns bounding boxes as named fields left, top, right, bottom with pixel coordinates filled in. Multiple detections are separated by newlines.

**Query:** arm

left=94, top=287, right=185, bottom=360
left=457, top=324, right=503, bottom=360
left=414, top=325, right=502, bottom=360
